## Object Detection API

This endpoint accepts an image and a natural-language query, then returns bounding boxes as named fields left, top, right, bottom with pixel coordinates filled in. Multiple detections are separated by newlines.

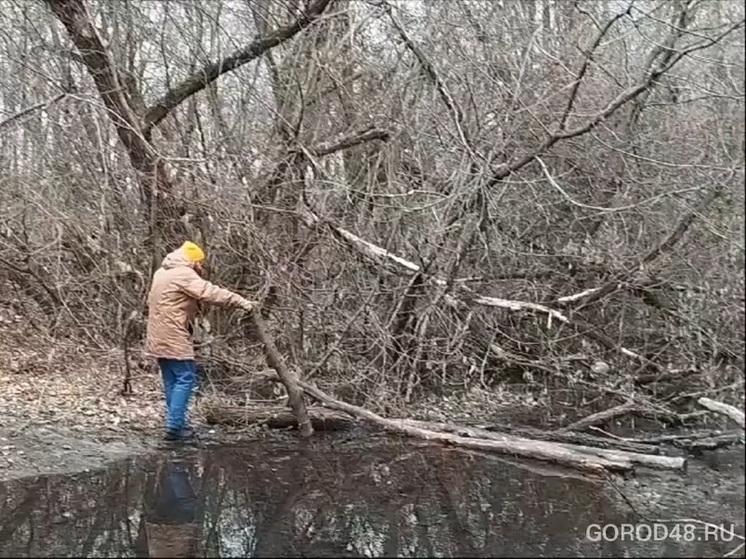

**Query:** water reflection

left=0, top=437, right=741, bottom=557
left=141, top=459, right=202, bottom=557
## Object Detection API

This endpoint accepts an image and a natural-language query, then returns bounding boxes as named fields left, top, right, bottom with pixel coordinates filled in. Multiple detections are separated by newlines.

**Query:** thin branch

left=535, top=156, right=702, bottom=212
left=301, top=127, right=390, bottom=157
left=306, top=291, right=377, bottom=380
left=383, top=1, right=479, bottom=161
left=556, top=175, right=729, bottom=307
left=559, top=2, right=633, bottom=131
left=0, top=93, right=67, bottom=131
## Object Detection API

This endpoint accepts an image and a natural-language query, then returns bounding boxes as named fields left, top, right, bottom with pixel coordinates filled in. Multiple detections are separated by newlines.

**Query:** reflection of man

left=143, top=459, right=202, bottom=558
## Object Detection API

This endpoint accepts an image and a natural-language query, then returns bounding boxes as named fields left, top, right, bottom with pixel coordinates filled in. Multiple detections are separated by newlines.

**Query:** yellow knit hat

left=182, top=241, right=205, bottom=263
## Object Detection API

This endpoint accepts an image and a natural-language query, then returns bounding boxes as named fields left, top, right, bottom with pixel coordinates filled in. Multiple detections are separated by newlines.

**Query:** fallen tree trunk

left=682, top=433, right=743, bottom=451
left=400, top=420, right=686, bottom=472
left=494, top=424, right=742, bottom=453
left=245, top=372, right=690, bottom=474
left=698, top=397, right=745, bottom=429
left=202, top=403, right=355, bottom=431
left=485, top=424, right=662, bottom=454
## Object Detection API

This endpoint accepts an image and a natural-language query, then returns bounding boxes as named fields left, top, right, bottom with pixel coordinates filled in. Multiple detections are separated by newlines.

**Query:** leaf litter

left=0, top=302, right=168, bottom=481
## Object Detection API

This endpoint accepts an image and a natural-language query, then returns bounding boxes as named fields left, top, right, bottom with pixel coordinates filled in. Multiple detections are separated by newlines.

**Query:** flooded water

left=0, top=434, right=743, bottom=558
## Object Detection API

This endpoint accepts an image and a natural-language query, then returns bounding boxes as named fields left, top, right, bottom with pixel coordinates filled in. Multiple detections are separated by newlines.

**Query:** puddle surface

left=0, top=436, right=743, bottom=557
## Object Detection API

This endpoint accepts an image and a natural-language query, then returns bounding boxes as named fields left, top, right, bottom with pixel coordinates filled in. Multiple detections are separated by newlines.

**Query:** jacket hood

left=161, top=247, right=195, bottom=270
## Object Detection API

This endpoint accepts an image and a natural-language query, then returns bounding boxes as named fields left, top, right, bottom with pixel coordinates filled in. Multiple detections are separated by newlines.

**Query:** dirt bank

left=0, top=325, right=163, bottom=481
left=0, top=415, right=153, bottom=481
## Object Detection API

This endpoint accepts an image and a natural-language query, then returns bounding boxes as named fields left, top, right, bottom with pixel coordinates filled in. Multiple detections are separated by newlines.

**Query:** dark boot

left=163, top=427, right=199, bottom=445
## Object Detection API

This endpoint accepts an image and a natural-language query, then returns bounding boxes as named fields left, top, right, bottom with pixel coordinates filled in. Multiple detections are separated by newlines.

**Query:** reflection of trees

left=206, top=441, right=610, bottom=557
left=0, top=463, right=149, bottom=557
left=0, top=480, right=43, bottom=545
left=0, top=440, right=741, bottom=558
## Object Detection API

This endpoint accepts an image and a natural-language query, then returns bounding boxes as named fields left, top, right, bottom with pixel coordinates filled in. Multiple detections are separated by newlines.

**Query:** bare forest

left=1, top=0, right=744, bottom=459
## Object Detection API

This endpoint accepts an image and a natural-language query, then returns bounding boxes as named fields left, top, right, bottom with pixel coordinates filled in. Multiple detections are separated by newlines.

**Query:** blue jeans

left=158, top=359, right=197, bottom=432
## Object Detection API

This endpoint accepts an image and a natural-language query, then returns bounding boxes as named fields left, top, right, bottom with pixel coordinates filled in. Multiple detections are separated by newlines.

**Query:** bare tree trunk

left=44, top=0, right=333, bottom=258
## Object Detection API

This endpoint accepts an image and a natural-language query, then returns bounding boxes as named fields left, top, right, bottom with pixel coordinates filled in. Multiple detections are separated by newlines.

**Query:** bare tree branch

left=488, top=13, right=745, bottom=186
left=536, top=156, right=701, bottom=212
left=0, top=92, right=67, bottom=131
left=558, top=2, right=633, bottom=131
left=142, top=0, right=335, bottom=133
left=299, top=170, right=659, bottom=370
left=301, top=127, right=390, bottom=157
left=556, top=176, right=728, bottom=307
left=384, top=1, right=476, bottom=158
left=43, top=0, right=157, bottom=173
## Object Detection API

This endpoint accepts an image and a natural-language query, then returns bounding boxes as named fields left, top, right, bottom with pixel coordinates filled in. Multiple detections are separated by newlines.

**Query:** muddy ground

left=0, top=414, right=150, bottom=481
left=0, top=338, right=166, bottom=481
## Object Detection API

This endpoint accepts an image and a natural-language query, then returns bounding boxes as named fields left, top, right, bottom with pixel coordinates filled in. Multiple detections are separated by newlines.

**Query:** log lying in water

left=399, top=420, right=687, bottom=472
left=623, top=430, right=744, bottom=452
left=202, top=403, right=355, bottom=431
left=697, top=397, right=745, bottom=430
left=295, top=379, right=687, bottom=474
left=500, top=425, right=741, bottom=454
left=212, top=373, right=688, bottom=474
left=493, top=425, right=662, bottom=454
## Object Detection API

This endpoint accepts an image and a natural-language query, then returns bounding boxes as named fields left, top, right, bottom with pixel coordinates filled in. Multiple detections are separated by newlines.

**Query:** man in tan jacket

left=146, top=241, right=256, bottom=442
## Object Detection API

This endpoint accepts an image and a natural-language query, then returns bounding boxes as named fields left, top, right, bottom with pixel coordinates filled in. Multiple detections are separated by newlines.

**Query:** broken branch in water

left=555, top=400, right=693, bottom=433
left=558, top=402, right=638, bottom=433
left=248, top=313, right=314, bottom=437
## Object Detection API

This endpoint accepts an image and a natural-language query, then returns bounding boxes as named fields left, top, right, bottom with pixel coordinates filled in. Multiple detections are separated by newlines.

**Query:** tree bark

left=203, top=403, right=354, bottom=431
left=250, top=313, right=314, bottom=437
left=45, top=0, right=187, bottom=244
left=144, top=0, right=333, bottom=132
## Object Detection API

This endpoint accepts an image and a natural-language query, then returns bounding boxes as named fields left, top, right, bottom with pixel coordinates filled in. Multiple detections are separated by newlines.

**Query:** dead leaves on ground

left=0, top=311, right=165, bottom=433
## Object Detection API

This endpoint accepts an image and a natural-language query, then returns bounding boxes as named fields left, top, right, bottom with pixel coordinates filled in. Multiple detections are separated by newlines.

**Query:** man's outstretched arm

left=177, top=270, right=256, bottom=311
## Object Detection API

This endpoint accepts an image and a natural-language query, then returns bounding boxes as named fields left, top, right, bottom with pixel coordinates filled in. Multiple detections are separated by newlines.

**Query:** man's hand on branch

left=239, top=298, right=258, bottom=313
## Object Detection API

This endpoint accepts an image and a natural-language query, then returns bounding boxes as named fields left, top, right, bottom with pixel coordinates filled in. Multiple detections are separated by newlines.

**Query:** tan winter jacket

left=145, top=246, right=250, bottom=360
left=145, top=523, right=200, bottom=558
